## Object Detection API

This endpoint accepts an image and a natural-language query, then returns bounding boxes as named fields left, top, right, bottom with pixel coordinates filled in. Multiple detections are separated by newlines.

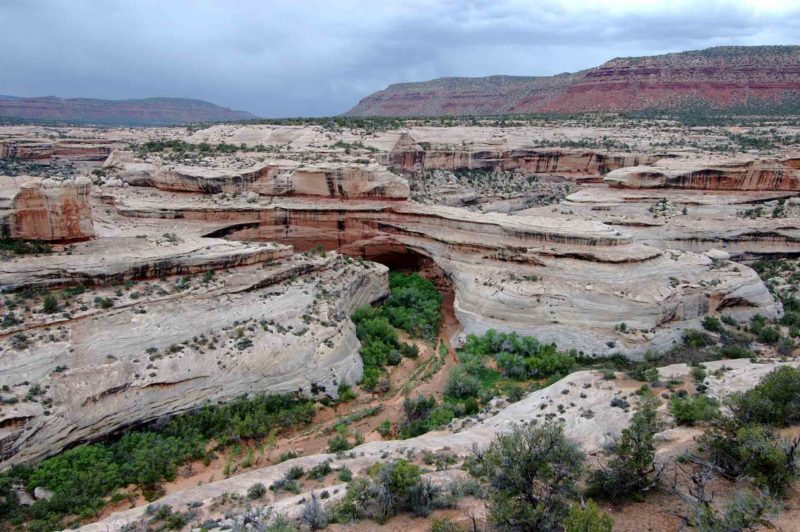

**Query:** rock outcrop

left=0, top=139, right=113, bottom=162
left=109, top=190, right=781, bottom=357
left=0, top=253, right=388, bottom=466
left=604, top=156, right=800, bottom=190
left=384, top=132, right=662, bottom=176
left=0, top=176, right=94, bottom=241
left=560, top=187, right=800, bottom=259
left=0, top=236, right=292, bottom=292
left=347, top=46, right=800, bottom=116
left=108, top=161, right=410, bottom=199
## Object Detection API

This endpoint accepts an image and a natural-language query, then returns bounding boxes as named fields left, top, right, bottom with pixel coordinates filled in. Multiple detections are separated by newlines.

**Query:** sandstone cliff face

left=0, top=176, right=94, bottom=241
left=1, top=139, right=114, bottom=161
left=604, top=156, right=800, bottom=190
left=347, top=46, right=800, bottom=116
left=109, top=161, right=410, bottom=199
left=540, top=46, right=800, bottom=114
left=0, top=254, right=388, bottom=466
left=384, top=133, right=660, bottom=176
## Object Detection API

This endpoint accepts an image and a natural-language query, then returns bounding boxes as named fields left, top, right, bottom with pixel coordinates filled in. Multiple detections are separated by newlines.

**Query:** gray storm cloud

left=1, top=0, right=799, bottom=117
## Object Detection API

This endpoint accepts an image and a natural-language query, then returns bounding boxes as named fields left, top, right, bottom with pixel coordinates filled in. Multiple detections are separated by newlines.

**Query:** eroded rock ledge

left=105, top=157, right=410, bottom=199
left=383, top=132, right=664, bottom=178
left=0, top=253, right=388, bottom=467
left=605, top=156, right=800, bottom=190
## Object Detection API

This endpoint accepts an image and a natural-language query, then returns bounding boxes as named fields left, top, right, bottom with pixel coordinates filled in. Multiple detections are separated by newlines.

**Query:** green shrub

left=247, top=483, right=266, bottom=499
left=377, top=420, right=392, bottom=438
left=564, top=500, right=614, bottom=532
left=686, top=489, right=779, bottom=531
left=589, top=394, right=661, bottom=501
left=399, top=343, right=419, bottom=358
left=757, top=326, right=781, bottom=344
left=670, top=395, right=720, bottom=425
left=702, top=316, right=723, bottom=333
left=337, top=467, right=352, bottom=482
left=444, top=368, right=482, bottom=400
left=682, top=328, right=713, bottom=348
left=381, top=273, right=442, bottom=340
left=728, top=365, right=800, bottom=426
left=700, top=422, right=798, bottom=496
left=716, top=344, right=752, bottom=359
left=336, top=383, right=357, bottom=402
left=461, top=330, right=574, bottom=381
left=691, top=365, right=707, bottom=383
left=42, top=294, right=58, bottom=314
left=328, top=434, right=352, bottom=453
left=398, top=395, right=457, bottom=438
left=1, top=393, right=314, bottom=527
left=749, top=314, right=767, bottom=334
left=468, top=422, right=584, bottom=531
left=301, top=493, right=329, bottom=530
left=308, top=461, right=332, bottom=481
left=329, top=460, right=433, bottom=524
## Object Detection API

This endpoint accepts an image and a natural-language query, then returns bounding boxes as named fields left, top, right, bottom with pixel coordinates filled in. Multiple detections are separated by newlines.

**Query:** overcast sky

left=1, top=0, right=799, bottom=117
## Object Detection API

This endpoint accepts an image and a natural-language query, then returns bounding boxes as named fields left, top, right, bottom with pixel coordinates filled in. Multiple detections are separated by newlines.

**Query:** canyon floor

left=1, top=115, right=800, bottom=531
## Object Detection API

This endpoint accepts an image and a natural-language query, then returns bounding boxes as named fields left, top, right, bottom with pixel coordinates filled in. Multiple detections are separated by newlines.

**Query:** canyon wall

left=347, top=46, right=800, bottom=116
left=109, top=160, right=410, bottom=199
left=0, top=176, right=95, bottom=241
left=384, top=133, right=662, bottom=176
left=605, top=156, right=800, bottom=190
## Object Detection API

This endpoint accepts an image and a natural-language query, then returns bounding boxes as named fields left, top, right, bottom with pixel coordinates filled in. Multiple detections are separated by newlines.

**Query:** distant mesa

left=346, top=45, right=800, bottom=117
left=0, top=96, right=256, bottom=126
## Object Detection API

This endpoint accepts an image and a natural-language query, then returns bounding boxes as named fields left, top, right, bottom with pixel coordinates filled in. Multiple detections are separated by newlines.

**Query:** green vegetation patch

left=0, top=393, right=314, bottom=531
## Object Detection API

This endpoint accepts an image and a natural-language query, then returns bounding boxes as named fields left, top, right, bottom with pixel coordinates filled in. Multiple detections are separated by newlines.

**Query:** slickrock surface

left=0, top=175, right=94, bottom=241
left=605, top=156, right=800, bottom=190
left=0, top=253, right=388, bottom=466
left=83, top=358, right=799, bottom=532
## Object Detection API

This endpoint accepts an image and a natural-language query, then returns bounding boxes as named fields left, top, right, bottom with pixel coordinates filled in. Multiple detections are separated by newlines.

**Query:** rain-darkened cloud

left=1, top=0, right=799, bottom=117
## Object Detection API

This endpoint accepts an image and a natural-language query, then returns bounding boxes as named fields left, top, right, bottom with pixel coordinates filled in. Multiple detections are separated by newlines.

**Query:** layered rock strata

left=107, top=160, right=410, bottom=199
left=347, top=46, right=800, bottom=116
left=0, top=253, right=388, bottom=466
left=605, top=156, right=800, bottom=191
left=0, top=139, right=113, bottom=161
left=0, top=175, right=94, bottom=241
left=109, top=191, right=781, bottom=357
left=561, top=187, right=800, bottom=259
left=384, top=133, right=662, bottom=177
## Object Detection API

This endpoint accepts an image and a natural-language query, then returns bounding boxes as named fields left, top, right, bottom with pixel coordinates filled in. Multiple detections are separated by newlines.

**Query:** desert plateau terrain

left=0, top=106, right=799, bottom=532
